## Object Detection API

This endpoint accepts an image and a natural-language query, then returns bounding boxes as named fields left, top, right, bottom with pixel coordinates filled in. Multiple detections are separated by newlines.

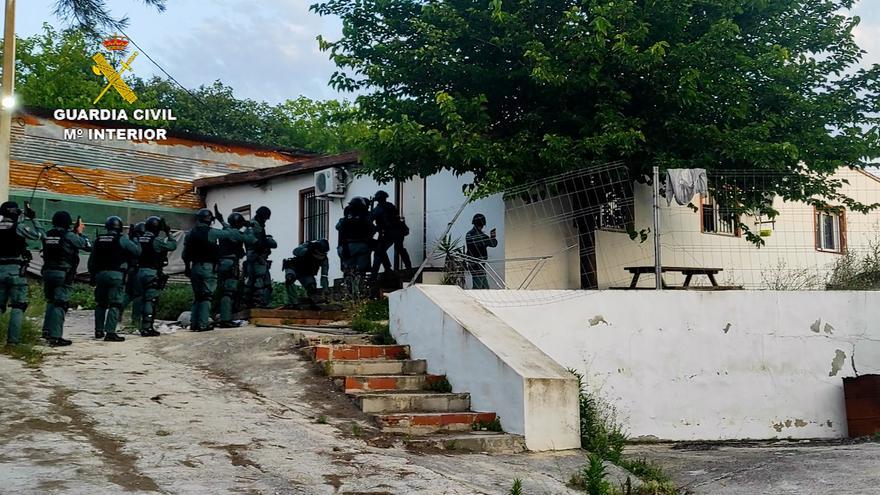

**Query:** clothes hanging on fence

left=665, top=168, right=708, bottom=206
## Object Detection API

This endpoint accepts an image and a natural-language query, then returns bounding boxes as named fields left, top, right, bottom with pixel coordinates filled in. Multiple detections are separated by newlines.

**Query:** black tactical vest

left=341, top=213, right=373, bottom=243
left=186, top=225, right=219, bottom=263
left=0, top=220, right=25, bottom=260
left=292, top=252, right=321, bottom=277
left=138, top=233, right=168, bottom=269
left=92, top=232, right=126, bottom=272
left=218, top=236, right=244, bottom=259
left=42, top=228, right=74, bottom=268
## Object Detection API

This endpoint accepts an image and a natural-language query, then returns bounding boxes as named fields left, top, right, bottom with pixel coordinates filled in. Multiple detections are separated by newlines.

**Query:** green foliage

left=4, top=25, right=366, bottom=154
left=155, top=283, right=193, bottom=321
left=52, top=0, right=167, bottom=34
left=354, top=299, right=390, bottom=321
left=314, top=0, right=880, bottom=227
left=569, top=454, right=612, bottom=495
left=426, top=376, right=452, bottom=393
left=350, top=298, right=394, bottom=344
left=617, top=458, right=671, bottom=487
left=826, top=242, right=880, bottom=290
left=509, top=479, right=523, bottom=495
left=571, top=370, right=628, bottom=463
left=472, top=416, right=503, bottom=432
left=70, top=283, right=96, bottom=310
left=0, top=282, right=46, bottom=366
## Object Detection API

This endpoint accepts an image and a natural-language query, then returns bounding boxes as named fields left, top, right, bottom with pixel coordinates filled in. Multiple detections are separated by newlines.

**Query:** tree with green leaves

left=312, top=0, right=880, bottom=233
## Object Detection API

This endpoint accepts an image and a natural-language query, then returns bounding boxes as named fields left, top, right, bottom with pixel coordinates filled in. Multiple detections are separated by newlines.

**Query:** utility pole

left=652, top=166, right=662, bottom=290
left=0, top=0, right=15, bottom=202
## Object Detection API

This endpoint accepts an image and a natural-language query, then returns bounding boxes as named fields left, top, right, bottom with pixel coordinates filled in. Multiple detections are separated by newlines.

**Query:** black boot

left=104, top=333, right=125, bottom=342
left=216, top=321, right=239, bottom=328
left=140, top=329, right=161, bottom=337
left=95, top=330, right=105, bottom=340
left=42, top=330, right=50, bottom=340
left=48, top=337, right=72, bottom=347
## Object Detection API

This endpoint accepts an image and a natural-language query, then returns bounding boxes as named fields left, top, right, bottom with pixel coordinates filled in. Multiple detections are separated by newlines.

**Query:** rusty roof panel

left=11, top=160, right=203, bottom=210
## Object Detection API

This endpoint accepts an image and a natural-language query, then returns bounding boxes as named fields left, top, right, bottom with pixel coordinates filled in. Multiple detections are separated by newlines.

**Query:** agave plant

left=434, top=235, right=466, bottom=287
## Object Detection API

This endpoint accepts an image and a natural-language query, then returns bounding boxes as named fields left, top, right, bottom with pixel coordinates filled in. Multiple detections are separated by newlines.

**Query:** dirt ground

left=2, top=311, right=878, bottom=494
left=0, top=311, right=594, bottom=495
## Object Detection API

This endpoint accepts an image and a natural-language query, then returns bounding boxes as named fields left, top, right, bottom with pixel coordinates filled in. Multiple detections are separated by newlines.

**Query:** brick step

left=310, top=344, right=409, bottom=362
left=404, top=433, right=526, bottom=454
left=355, top=392, right=471, bottom=414
left=323, top=359, right=427, bottom=377
left=343, top=374, right=446, bottom=393
left=375, top=411, right=497, bottom=435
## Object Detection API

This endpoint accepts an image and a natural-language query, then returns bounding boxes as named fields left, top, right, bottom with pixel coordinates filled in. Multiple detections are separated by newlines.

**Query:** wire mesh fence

left=414, top=164, right=880, bottom=295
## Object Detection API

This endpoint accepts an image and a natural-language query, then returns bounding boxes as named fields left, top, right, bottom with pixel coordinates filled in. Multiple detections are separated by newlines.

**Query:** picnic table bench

left=623, top=266, right=724, bottom=289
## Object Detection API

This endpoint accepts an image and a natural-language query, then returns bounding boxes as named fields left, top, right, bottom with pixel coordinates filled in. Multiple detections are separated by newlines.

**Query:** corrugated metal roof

left=11, top=127, right=261, bottom=182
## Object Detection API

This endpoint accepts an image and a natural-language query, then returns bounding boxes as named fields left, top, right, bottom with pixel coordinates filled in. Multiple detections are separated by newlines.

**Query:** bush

left=155, top=283, right=193, bottom=321
left=70, top=282, right=96, bottom=310
left=570, top=370, right=628, bottom=463
left=827, top=242, right=880, bottom=289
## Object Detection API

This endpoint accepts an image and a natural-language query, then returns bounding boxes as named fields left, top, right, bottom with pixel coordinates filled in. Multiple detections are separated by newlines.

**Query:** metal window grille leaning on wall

left=413, top=164, right=880, bottom=306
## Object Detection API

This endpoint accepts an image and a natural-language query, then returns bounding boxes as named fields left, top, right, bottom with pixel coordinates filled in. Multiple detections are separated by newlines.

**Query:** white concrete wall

left=424, top=171, right=506, bottom=287
left=389, top=285, right=581, bottom=451
left=504, top=197, right=581, bottom=289
left=472, top=289, right=880, bottom=441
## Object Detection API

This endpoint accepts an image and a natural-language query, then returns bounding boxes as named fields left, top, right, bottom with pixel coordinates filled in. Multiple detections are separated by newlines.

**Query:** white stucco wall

left=389, top=285, right=581, bottom=451
left=595, top=169, right=880, bottom=289
left=424, top=171, right=506, bottom=287
left=472, top=289, right=880, bottom=441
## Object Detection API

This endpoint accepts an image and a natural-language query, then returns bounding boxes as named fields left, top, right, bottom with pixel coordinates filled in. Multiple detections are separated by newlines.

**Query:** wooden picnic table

left=625, top=266, right=723, bottom=289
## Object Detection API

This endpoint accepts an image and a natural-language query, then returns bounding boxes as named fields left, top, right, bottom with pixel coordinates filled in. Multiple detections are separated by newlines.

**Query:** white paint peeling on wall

left=470, top=290, right=880, bottom=441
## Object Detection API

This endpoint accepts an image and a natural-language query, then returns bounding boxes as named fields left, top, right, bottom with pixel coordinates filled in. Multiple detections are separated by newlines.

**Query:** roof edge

left=192, top=151, right=361, bottom=190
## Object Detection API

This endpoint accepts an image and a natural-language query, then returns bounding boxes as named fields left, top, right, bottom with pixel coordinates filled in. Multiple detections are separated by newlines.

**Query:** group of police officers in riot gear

left=0, top=188, right=476, bottom=348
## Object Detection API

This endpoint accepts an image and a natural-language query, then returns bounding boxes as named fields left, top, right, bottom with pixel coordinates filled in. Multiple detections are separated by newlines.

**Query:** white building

left=195, top=155, right=880, bottom=291
left=194, top=152, right=505, bottom=284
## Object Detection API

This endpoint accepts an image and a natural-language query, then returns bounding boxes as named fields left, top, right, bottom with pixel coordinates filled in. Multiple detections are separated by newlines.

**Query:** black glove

left=213, top=204, right=224, bottom=225
left=23, top=202, right=36, bottom=220
left=162, top=218, right=171, bottom=235
left=184, top=264, right=192, bottom=278
left=128, top=224, right=136, bottom=239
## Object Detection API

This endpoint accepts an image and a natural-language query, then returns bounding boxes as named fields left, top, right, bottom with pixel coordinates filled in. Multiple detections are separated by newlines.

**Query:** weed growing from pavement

left=349, top=298, right=395, bottom=344
left=316, top=414, right=328, bottom=424
left=569, top=369, right=681, bottom=495
left=0, top=282, right=46, bottom=366
left=509, top=479, right=523, bottom=495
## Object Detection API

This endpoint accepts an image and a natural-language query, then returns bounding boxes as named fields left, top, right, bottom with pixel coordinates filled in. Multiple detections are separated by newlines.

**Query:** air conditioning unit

left=314, top=167, right=346, bottom=197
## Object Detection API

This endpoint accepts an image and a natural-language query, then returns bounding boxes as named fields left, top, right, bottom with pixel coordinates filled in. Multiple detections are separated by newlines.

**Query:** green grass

left=509, top=479, right=523, bottom=495
left=155, top=283, right=194, bottom=321
left=349, top=298, right=394, bottom=344
left=70, top=282, right=96, bottom=310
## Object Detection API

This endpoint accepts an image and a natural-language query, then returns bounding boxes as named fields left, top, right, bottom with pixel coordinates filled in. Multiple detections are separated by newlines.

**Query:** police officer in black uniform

left=134, top=216, right=177, bottom=337
left=41, top=211, right=91, bottom=346
left=0, top=201, right=42, bottom=347
left=216, top=211, right=248, bottom=327
left=370, top=189, right=412, bottom=279
left=88, top=216, right=141, bottom=341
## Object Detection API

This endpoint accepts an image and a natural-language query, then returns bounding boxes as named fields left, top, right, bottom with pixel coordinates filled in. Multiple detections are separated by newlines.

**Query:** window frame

left=299, top=187, right=329, bottom=244
left=232, top=205, right=251, bottom=221
left=815, top=207, right=846, bottom=254
left=700, top=194, right=741, bottom=237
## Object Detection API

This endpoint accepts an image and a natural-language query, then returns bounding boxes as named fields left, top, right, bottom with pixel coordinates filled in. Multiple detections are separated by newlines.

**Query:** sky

left=13, top=0, right=880, bottom=105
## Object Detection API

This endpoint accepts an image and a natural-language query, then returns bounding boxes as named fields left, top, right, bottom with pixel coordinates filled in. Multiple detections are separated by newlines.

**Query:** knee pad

left=11, top=301, right=28, bottom=311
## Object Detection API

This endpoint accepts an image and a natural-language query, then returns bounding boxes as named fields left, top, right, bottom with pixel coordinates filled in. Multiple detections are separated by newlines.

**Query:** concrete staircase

left=305, top=343, right=526, bottom=454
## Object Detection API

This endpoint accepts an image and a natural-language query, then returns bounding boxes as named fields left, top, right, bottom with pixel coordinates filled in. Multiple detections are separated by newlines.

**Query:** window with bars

left=300, top=188, right=328, bottom=243
left=701, top=195, right=739, bottom=236
left=816, top=209, right=845, bottom=254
